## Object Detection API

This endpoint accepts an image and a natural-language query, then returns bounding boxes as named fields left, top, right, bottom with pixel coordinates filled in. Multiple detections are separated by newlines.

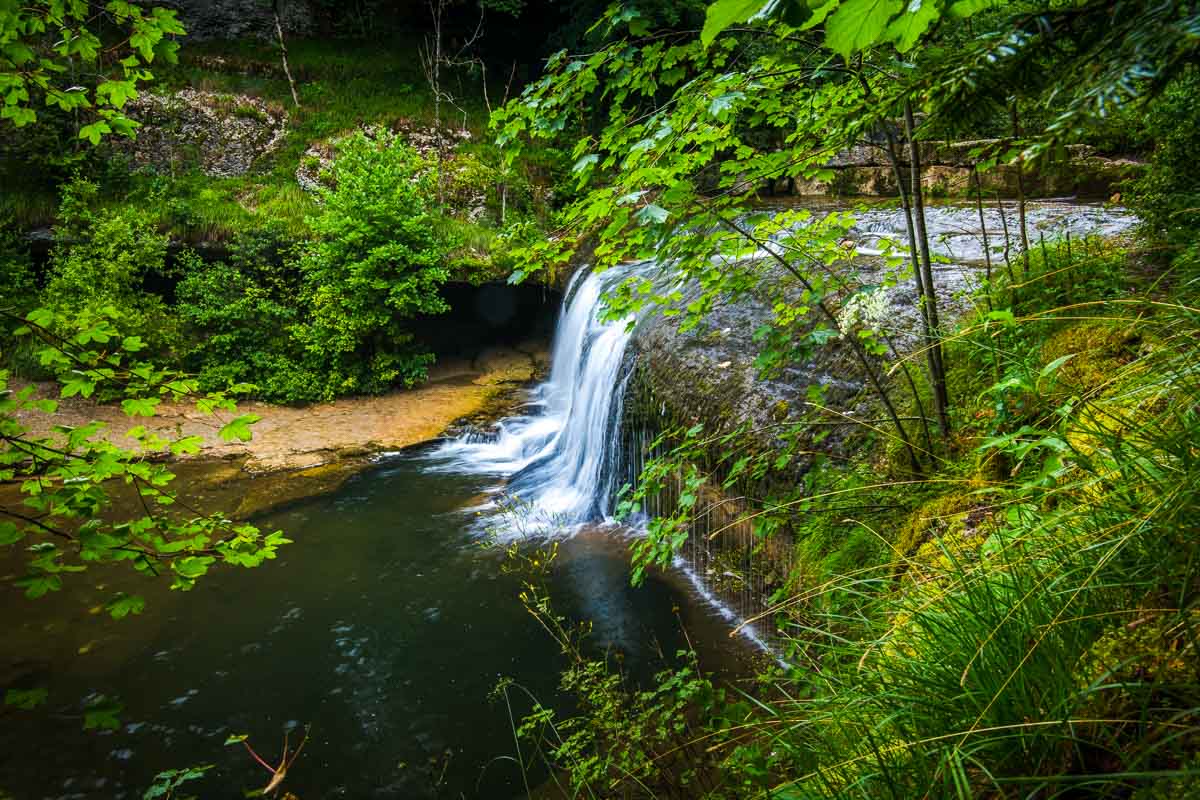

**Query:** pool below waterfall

left=0, top=453, right=753, bottom=799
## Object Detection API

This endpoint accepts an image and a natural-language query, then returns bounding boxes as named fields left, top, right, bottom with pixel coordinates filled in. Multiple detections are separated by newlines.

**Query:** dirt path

left=15, top=343, right=547, bottom=474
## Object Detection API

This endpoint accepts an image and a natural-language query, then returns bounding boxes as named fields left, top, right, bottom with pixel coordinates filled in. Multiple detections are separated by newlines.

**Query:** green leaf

left=218, top=414, right=260, bottom=442
left=224, top=733, right=249, bottom=745
left=170, top=436, right=205, bottom=456
left=948, top=0, right=998, bottom=18
left=635, top=204, right=670, bottom=225
left=0, top=521, right=22, bottom=546
left=798, top=0, right=839, bottom=31
left=5, top=687, right=48, bottom=710
left=83, top=697, right=123, bottom=731
left=825, top=0, right=903, bottom=58
left=61, top=377, right=96, bottom=399
left=708, top=91, right=745, bottom=117
left=701, top=0, right=772, bottom=47
left=1040, top=353, right=1076, bottom=378
left=885, top=0, right=941, bottom=51
left=17, top=574, right=62, bottom=598
left=121, top=397, right=160, bottom=417
left=571, top=153, right=599, bottom=174
left=174, top=556, right=215, bottom=580
left=78, top=120, right=112, bottom=145
left=105, top=593, right=146, bottom=620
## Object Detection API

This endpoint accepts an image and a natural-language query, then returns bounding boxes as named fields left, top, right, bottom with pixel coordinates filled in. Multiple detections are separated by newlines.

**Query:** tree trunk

left=902, top=101, right=951, bottom=438
left=973, top=164, right=993, bottom=313
left=1010, top=101, right=1031, bottom=280
left=273, top=1, right=300, bottom=108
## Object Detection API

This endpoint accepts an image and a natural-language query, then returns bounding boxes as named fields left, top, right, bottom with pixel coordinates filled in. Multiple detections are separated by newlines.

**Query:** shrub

left=42, top=181, right=180, bottom=360
left=290, top=130, right=454, bottom=400
left=1128, top=67, right=1200, bottom=239
left=175, top=231, right=308, bottom=400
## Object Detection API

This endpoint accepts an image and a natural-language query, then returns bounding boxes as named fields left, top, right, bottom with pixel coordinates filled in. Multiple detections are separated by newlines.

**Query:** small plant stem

left=272, top=1, right=300, bottom=108
left=704, top=203, right=924, bottom=474
left=1010, top=100, right=1031, bottom=280
left=973, top=163, right=994, bottom=313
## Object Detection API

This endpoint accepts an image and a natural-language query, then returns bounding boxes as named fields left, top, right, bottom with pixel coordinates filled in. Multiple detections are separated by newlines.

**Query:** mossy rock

left=1040, top=321, right=1143, bottom=396
left=1074, top=612, right=1200, bottom=780
left=897, top=489, right=989, bottom=558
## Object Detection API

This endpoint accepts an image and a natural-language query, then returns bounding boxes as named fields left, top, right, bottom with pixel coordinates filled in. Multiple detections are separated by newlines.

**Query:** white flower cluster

left=837, top=287, right=892, bottom=339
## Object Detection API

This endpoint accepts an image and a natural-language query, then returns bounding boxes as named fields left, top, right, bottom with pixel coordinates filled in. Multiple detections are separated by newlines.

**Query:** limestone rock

left=627, top=203, right=1139, bottom=466
left=115, top=89, right=289, bottom=178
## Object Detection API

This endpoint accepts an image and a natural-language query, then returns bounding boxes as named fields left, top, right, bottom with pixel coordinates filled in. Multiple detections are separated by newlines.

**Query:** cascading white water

left=425, top=202, right=1140, bottom=537
left=423, top=201, right=1140, bottom=657
left=426, top=260, right=662, bottom=531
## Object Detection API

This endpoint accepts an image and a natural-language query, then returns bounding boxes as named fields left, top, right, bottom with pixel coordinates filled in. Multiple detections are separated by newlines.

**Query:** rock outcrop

left=766, top=141, right=1144, bottom=199
left=162, top=0, right=313, bottom=41
left=627, top=202, right=1139, bottom=465
left=114, top=89, right=289, bottom=177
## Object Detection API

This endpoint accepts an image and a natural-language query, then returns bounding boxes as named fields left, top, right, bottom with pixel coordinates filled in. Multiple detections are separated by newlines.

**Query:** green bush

left=289, top=130, right=454, bottom=400
left=42, top=181, right=180, bottom=361
left=1129, top=68, right=1200, bottom=239
left=175, top=230, right=308, bottom=400
left=0, top=220, right=36, bottom=313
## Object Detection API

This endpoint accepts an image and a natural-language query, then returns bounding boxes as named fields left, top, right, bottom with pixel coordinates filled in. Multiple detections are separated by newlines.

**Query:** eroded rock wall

left=163, top=0, right=314, bottom=40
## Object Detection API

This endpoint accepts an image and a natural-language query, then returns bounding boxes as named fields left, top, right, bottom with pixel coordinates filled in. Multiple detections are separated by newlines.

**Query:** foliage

left=485, top=1, right=1200, bottom=795
left=174, top=230, right=309, bottom=401
left=142, top=764, right=212, bottom=800
left=290, top=130, right=453, bottom=399
left=494, top=522, right=750, bottom=798
left=0, top=0, right=185, bottom=140
left=41, top=179, right=181, bottom=362
left=1129, top=67, right=1200, bottom=239
left=0, top=218, right=36, bottom=313
left=0, top=306, right=290, bottom=609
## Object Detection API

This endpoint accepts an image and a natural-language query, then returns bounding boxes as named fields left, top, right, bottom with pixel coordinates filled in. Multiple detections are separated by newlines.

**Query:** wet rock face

left=628, top=202, right=1139, bottom=461
left=164, top=0, right=313, bottom=41
left=115, top=89, right=289, bottom=177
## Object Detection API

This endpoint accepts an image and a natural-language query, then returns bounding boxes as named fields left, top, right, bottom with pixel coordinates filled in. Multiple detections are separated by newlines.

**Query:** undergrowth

left=512, top=235, right=1200, bottom=797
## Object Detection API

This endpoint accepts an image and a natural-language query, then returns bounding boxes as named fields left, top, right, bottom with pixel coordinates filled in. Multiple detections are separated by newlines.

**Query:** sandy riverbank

left=11, top=343, right=547, bottom=517
left=16, top=344, right=545, bottom=471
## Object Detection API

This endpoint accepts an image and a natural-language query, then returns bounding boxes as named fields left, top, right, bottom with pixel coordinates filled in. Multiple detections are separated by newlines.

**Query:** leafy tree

left=0, top=219, right=36, bottom=313
left=0, top=0, right=186, bottom=142
left=1128, top=67, right=1200, bottom=240
left=0, top=11, right=291, bottom=619
left=175, top=232, right=308, bottom=402
left=41, top=179, right=181, bottom=362
left=291, top=130, right=454, bottom=400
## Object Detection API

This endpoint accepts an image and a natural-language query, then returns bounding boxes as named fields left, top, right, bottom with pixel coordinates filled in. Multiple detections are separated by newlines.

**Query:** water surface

left=0, top=453, right=746, bottom=799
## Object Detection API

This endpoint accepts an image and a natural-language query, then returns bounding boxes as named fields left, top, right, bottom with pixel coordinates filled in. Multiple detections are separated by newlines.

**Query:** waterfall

left=425, top=202, right=1142, bottom=658
left=426, top=261, right=785, bottom=654
left=426, top=260, right=661, bottom=530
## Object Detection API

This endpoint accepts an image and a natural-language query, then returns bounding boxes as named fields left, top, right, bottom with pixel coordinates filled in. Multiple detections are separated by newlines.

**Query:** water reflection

left=0, top=456, right=751, bottom=799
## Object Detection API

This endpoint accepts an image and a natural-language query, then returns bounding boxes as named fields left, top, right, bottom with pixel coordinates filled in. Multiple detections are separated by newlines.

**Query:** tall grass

left=748, top=244, right=1200, bottom=797
left=515, top=237, right=1200, bottom=798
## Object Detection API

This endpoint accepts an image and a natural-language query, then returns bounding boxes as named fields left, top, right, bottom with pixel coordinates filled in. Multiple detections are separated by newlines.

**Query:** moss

left=896, top=490, right=981, bottom=557
left=1040, top=320, right=1143, bottom=396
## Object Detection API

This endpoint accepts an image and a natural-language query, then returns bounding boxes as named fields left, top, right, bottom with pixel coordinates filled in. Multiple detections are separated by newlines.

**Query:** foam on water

left=426, top=260, right=663, bottom=532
